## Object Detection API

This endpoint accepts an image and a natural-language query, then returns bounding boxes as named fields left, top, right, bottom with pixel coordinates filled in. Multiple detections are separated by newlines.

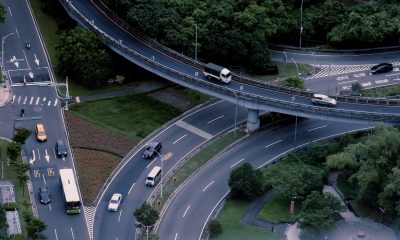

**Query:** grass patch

left=336, top=172, right=357, bottom=199
left=154, top=131, right=246, bottom=207
left=255, top=62, right=313, bottom=81
left=257, top=193, right=302, bottom=223
left=212, top=199, right=280, bottom=240
left=361, top=85, right=400, bottom=97
left=69, top=93, right=183, bottom=140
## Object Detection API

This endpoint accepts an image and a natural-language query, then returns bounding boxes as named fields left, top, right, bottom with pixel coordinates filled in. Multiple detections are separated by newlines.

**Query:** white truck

left=203, top=63, right=232, bottom=83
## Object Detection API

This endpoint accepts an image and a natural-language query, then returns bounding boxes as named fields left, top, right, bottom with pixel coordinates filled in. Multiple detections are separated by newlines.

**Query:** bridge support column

left=246, top=108, right=260, bottom=132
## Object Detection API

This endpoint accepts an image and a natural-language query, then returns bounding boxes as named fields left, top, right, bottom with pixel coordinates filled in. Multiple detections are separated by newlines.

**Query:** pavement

left=0, top=79, right=12, bottom=108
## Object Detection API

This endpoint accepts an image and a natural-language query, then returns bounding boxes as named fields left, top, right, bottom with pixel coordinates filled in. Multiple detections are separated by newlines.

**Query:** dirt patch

left=65, top=112, right=137, bottom=203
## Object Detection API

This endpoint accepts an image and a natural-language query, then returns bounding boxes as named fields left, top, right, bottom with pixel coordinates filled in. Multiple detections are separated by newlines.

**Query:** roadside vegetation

left=361, top=85, right=400, bottom=97
left=0, top=129, right=47, bottom=240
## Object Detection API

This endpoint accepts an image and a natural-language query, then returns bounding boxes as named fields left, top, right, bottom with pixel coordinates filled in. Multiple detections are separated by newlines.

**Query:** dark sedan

left=55, top=140, right=67, bottom=158
left=39, top=186, right=50, bottom=204
left=142, top=142, right=162, bottom=159
left=370, top=63, right=393, bottom=74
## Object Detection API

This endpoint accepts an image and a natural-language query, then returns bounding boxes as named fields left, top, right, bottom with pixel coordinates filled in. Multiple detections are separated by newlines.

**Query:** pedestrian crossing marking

left=11, top=95, right=60, bottom=107
left=175, top=120, right=213, bottom=140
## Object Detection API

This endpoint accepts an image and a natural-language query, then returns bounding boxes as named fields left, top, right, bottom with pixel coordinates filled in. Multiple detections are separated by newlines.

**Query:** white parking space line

left=202, top=181, right=214, bottom=192
left=265, top=140, right=282, bottom=149
left=182, top=205, right=190, bottom=218
left=128, top=182, right=135, bottom=195
left=118, top=210, right=122, bottom=222
left=308, top=125, right=327, bottom=132
left=173, top=134, right=187, bottom=145
left=207, top=115, right=224, bottom=124
left=230, top=158, right=244, bottom=168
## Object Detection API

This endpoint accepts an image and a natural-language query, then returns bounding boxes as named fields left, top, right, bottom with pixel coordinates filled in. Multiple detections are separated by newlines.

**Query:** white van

left=145, top=166, right=162, bottom=187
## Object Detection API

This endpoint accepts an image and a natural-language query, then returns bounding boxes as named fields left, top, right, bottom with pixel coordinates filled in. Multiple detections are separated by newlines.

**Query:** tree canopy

left=228, top=163, right=264, bottom=201
left=134, top=202, right=159, bottom=227
left=56, top=27, right=114, bottom=88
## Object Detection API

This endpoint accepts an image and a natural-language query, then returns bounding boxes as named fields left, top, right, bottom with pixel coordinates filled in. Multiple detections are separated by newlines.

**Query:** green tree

left=24, top=212, right=47, bottom=240
left=15, top=162, right=30, bottom=187
left=0, top=204, right=8, bottom=239
left=0, top=4, right=6, bottom=23
left=351, top=82, right=362, bottom=92
left=134, top=202, right=159, bottom=228
left=299, top=191, right=344, bottom=230
left=56, top=27, right=114, bottom=88
left=208, top=219, right=222, bottom=238
left=6, top=142, right=21, bottom=165
left=280, top=76, right=304, bottom=89
left=12, top=128, right=32, bottom=145
left=228, top=163, right=264, bottom=201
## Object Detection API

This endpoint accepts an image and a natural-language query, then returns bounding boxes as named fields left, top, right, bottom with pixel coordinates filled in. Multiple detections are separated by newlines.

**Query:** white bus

left=59, top=168, right=81, bottom=214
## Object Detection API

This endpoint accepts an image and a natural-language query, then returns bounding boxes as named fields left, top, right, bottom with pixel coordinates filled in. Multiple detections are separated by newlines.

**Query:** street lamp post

left=136, top=221, right=155, bottom=240
left=195, top=21, right=198, bottom=61
left=291, top=57, right=299, bottom=76
left=299, top=0, right=304, bottom=48
left=229, top=89, right=238, bottom=138
left=2, top=32, right=15, bottom=71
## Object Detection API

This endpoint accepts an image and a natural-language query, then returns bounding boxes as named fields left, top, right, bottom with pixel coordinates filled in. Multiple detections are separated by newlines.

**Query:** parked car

left=142, top=142, right=162, bottom=159
left=108, top=193, right=122, bottom=211
left=39, top=186, right=50, bottom=204
left=370, top=63, right=393, bottom=74
left=55, top=140, right=67, bottom=158
left=311, top=94, right=337, bottom=107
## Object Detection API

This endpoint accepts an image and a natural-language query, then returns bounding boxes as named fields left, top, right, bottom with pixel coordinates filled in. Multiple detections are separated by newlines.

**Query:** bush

left=208, top=219, right=222, bottom=238
left=3, top=202, right=17, bottom=211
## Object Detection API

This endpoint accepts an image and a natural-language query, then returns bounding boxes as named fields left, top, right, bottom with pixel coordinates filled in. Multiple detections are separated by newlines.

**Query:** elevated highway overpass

left=59, top=0, right=400, bottom=128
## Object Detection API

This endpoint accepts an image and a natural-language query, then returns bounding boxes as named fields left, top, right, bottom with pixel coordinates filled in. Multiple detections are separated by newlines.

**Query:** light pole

left=136, top=221, right=155, bottom=240
left=2, top=32, right=15, bottom=71
left=299, top=0, right=304, bottom=48
left=195, top=21, right=198, bottom=61
left=291, top=57, right=299, bottom=76
left=229, top=89, right=238, bottom=138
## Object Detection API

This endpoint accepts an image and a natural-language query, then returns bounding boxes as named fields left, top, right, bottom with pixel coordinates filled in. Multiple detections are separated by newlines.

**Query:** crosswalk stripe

left=29, top=96, right=34, bottom=105
left=175, top=120, right=213, bottom=140
left=48, top=101, right=51, bottom=106
left=54, top=98, right=58, bottom=106
left=83, top=205, right=95, bottom=240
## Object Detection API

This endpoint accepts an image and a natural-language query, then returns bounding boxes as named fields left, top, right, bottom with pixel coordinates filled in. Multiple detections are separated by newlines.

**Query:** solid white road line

left=202, top=181, right=214, bottom=192
left=128, top=182, right=136, bottom=195
left=173, top=134, right=187, bottom=145
left=118, top=210, right=122, bottom=222
left=42, top=174, right=46, bottom=185
left=54, top=229, right=58, bottom=240
left=307, top=125, right=327, bottom=132
left=70, top=227, right=75, bottom=239
left=175, top=233, right=178, bottom=240
left=230, top=158, right=244, bottom=168
left=7, top=6, right=12, bottom=16
left=265, top=140, right=282, bottom=149
left=182, top=205, right=190, bottom=218
left=207, top=115, right=224, bottom=124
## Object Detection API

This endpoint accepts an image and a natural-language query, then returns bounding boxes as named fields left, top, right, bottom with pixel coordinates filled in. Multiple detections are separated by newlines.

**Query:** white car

left=108, top=193, right=122, bottom=211
left=311, top=94, right=337, bottom=107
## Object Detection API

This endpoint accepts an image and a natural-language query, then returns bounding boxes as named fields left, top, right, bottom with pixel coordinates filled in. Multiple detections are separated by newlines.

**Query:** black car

left=25, top=40, right=30, bottom=49
left=142, top=142, right=162, bottom=159
left=55, top=140, right=67, bottom=158
left=370, top=63, right=393, bottom=74
left=39, top=186, right=50, bottom=204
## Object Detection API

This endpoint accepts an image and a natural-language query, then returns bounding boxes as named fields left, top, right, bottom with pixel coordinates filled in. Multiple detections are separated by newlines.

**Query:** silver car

left=311, top=94, right=337, bottom=107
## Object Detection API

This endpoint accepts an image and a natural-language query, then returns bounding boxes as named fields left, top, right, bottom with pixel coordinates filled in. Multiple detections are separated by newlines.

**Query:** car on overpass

left=311, top=94, right=337, bottom=107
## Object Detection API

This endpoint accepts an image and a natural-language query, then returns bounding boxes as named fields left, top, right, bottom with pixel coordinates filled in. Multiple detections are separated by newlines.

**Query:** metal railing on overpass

left=58, top=0, right=400, bottom=123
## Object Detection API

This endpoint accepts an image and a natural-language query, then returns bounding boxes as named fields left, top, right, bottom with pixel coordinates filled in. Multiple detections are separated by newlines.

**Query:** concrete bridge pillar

left=246, top=108, right=260, bottom=132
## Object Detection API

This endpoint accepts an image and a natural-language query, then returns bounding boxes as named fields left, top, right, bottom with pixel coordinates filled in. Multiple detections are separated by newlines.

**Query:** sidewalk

left=0, top=80, right=12, bottom=107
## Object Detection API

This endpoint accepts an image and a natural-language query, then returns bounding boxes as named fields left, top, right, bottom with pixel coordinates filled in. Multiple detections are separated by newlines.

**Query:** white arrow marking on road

left=14, top=61, right=19, bottom=68
left=45, top=149, right=50, bottom=163
left=34, top=54, right=40, bottom=66
left=10, top=56, right=15, bottom=62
